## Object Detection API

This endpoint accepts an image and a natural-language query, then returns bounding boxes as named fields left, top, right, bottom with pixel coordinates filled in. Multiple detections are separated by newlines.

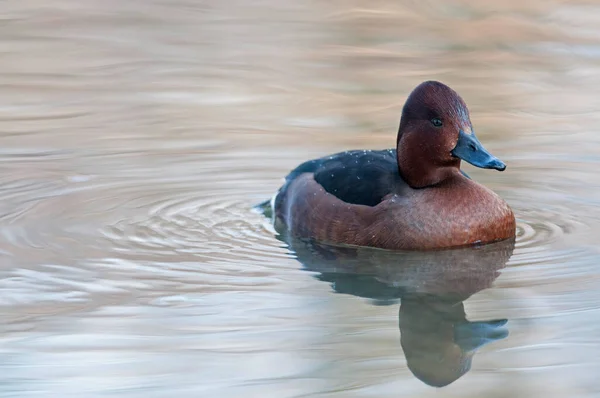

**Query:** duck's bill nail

left=451, top=130, right=506, bottom=171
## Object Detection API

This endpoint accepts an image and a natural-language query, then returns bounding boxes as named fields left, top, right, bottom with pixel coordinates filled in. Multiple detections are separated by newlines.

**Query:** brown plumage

left=268, top=81, right=516, bottom=251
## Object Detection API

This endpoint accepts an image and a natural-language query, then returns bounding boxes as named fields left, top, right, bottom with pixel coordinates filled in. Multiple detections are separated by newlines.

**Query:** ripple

left=101, top=191, right=287, bottom=265
left=515, top=213, right=567, bottom=250
left=509, top=206, right=591, bottom=267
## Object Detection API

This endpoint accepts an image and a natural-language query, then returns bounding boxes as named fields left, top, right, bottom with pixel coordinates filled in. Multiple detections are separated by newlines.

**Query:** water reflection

left=400, top=294, right=508, bottom=387
left=279, top=233, right=514, bottom=387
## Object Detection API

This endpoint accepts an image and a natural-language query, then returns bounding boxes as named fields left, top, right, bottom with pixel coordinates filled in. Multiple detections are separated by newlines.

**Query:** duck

left=264, top=81, right=516, bottom=251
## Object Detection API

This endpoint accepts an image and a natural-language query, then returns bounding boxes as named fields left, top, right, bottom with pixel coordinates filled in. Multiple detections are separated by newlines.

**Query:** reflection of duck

left=400, top=295, right=508, bottom=387
left=280, top=234, right=514, bottom=387
left=260, top=81, right=515, bottom=250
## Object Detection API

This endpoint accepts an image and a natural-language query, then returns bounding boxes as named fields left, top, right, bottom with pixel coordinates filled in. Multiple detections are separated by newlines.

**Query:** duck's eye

left=430, top=118, right=443, bottom=127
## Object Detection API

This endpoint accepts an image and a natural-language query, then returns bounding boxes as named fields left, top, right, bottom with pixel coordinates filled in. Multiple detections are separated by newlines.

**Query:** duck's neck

left=396, top=140, right=460, bottom=188
left=398, top=161, right=457, bottom=188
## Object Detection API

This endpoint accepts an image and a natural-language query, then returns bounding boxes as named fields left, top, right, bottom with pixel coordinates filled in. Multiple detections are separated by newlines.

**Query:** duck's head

left=396, top=81, right=506, bottom=188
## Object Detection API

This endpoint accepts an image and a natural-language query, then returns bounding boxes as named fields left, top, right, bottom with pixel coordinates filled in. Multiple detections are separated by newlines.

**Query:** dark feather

left=283, top=149, right=408, bottom=207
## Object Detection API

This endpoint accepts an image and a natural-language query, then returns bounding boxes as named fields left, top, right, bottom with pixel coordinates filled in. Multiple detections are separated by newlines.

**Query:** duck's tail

left=253, top=198, right=270, bottom=211
left=252, top=195, right=275, bottom=218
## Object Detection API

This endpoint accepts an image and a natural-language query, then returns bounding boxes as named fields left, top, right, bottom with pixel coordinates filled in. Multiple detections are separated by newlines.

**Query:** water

left=1, top=0, right=600, bottom=396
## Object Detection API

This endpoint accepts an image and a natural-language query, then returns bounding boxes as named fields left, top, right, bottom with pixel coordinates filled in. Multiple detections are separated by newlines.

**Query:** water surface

left=2, top=0, right=600, bottom=397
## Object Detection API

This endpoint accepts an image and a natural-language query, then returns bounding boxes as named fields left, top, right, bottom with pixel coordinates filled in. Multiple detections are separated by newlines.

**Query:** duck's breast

left=367, top=179, right=515, bottom=249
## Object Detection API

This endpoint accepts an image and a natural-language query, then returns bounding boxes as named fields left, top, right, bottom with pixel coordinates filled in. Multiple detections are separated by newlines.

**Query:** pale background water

left=1, top=0, right=600, bottom=397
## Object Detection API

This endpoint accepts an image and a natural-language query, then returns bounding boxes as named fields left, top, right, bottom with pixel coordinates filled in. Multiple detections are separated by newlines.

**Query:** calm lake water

left=2, top=1, right=600, bottom=397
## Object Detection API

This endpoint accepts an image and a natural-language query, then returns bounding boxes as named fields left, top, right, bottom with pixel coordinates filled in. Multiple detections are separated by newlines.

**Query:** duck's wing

left=286, top=149, right=408, bottom=207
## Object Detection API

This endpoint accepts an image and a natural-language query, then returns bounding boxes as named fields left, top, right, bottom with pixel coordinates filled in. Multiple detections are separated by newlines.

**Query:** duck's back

left=278, top=149, right=407, bottom=208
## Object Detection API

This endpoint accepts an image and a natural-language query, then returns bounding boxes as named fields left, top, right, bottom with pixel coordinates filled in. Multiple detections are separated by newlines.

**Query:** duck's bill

left=451, top=130, right=506, bottom=171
